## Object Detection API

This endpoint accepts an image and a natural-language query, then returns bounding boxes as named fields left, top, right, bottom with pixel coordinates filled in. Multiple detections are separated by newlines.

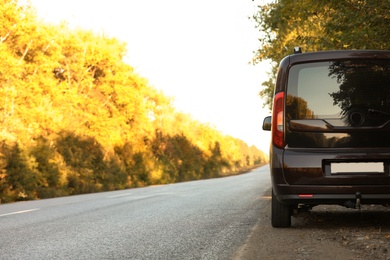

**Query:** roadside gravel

left=234, top=188, right=390, bottom=260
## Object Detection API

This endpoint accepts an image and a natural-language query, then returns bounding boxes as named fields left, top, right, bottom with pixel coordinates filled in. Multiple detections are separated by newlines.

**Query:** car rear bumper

left=274, top=184, right=390, bottom=206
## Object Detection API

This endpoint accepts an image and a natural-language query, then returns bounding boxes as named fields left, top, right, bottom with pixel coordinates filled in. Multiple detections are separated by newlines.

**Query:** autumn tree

left=0, top=0, right=267, bottom=202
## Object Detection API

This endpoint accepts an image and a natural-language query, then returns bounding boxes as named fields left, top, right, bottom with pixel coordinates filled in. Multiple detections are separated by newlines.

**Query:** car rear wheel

left=271, top=189, right=291, bottom=228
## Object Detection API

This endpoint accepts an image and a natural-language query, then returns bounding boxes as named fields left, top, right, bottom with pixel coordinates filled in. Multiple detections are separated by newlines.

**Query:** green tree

left=30, top=136, right=62, bottom=198
left=4, top=143, right=42, bottom=201
left=252, top=0, right=390, bottom=109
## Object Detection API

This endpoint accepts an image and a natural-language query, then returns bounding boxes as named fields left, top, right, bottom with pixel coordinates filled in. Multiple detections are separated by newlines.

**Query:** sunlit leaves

left=0, top=0, right=266, bottom=202
left=252, top=0, right=390, bottom=109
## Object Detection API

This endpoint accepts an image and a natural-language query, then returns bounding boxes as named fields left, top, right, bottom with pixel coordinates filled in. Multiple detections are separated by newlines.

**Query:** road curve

left=0, top=165, right=271, bottom=260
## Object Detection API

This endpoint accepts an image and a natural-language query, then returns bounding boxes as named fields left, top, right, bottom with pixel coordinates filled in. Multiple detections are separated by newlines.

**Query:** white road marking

left=108, top=192, right=175, bottom=199
left=107, top=193, right=133, bottom=198
left=0, top=208, right=40, bottom=217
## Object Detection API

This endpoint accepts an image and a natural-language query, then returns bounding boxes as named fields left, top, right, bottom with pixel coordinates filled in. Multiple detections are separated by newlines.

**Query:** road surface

left=0, top=166, right=271, bottom=260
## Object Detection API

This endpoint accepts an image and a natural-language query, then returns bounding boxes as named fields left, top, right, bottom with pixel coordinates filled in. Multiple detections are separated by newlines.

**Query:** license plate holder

left=330, top=162, right=384, bottom=175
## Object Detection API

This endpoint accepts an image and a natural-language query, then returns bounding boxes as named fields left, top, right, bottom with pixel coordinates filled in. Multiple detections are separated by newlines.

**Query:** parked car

left=263, top=48, right=390, bottom=227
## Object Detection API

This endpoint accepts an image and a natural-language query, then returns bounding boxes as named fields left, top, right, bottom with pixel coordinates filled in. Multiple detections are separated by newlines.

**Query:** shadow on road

left=295, top=205, right=390, bottom=230
left=234, top=188, right=390, bottom=260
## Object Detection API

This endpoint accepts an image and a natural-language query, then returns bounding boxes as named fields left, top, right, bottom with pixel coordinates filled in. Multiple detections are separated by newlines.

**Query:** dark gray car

left=263, top=49, right=390, bottom=227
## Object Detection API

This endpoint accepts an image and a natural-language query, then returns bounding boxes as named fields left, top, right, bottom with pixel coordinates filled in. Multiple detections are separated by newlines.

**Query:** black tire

left=271, top=189, right=291, bottom=228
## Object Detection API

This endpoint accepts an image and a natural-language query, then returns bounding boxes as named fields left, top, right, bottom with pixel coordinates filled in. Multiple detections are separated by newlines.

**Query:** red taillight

left=298, top=194, right=314, bottom=198
left=272, top=92, right=285, bottom=148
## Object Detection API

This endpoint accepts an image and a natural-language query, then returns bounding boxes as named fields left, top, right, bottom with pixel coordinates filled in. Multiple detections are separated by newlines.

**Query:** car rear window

left=286, top=60, right=390, bottom=120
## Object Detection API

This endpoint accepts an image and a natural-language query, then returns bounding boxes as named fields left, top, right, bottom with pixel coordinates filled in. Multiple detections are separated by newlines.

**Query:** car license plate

left=330, top=162, right=384, bottom=174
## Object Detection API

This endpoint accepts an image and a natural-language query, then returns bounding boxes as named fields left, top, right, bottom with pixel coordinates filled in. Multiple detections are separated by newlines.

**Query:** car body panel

left=267, top=49, right=390, bottom=208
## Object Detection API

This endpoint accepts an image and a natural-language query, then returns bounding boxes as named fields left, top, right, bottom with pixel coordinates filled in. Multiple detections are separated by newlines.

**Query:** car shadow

left=293, top=205, right=390, bottom=230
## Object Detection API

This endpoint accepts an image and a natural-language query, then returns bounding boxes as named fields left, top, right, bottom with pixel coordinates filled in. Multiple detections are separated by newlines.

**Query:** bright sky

left=30, top=0, right=272, bottom=153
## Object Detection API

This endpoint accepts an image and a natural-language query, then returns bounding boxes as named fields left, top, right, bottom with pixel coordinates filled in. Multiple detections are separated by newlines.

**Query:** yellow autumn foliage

left=0, top=0, right=267, bottom=203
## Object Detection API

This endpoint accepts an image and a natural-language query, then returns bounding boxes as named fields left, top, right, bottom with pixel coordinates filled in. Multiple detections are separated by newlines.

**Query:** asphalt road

left=0, top=165, right=271, bottom=260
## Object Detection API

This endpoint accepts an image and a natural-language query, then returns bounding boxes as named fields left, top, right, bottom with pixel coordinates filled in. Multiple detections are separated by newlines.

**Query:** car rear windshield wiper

left=368, top=109, right=390, bottom=116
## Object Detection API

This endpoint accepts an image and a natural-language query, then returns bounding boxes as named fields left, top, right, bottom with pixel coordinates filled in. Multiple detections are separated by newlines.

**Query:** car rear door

left=283, top=56, right=390, bottom=185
